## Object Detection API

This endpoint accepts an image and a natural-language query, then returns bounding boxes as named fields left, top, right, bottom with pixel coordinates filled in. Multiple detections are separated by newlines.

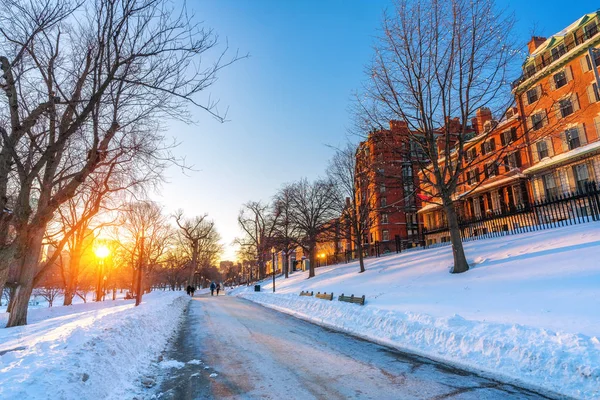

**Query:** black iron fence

left=424, top=181, right=600, bottom=245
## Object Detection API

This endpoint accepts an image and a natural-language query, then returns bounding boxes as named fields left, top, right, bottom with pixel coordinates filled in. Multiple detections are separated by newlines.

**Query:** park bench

left=299, top=290, right=313, bottom=297
left=338, top=293, right=366, bottom=306
left=315, top=292, right=333, bottom=301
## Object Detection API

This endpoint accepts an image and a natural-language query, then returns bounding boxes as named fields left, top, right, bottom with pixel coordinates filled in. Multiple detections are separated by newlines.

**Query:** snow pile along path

left=0, top=291, right=190, bottom=400
left=238, top=292, right=599, bottom=399
left=233, top=223, right=600, bottom=399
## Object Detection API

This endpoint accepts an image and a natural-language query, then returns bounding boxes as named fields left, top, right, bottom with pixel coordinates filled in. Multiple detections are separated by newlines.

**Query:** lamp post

left=271, top=247, right=276, bottom=293
left=94, top=245, right=110, bottom=302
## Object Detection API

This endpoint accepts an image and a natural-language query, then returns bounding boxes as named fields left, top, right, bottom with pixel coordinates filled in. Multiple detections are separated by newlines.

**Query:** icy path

left=157, top=295, right=555, bottom=400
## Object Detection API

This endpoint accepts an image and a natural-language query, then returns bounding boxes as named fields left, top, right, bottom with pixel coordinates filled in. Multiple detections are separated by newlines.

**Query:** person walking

left=210, top=281, right=216, bottom=296
left=216, top=282, right=221, bottom=296
left=186, top=285, right=191, bottom=296
left=191, top=286, right=196, bottom=297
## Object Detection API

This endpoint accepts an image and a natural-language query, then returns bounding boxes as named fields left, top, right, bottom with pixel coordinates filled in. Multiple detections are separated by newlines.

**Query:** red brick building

left=355, top=120, right=425, bottom=254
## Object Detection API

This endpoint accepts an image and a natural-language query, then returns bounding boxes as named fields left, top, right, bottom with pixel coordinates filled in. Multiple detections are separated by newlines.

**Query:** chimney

left=527, top=36, right=547, bottom=54
left=474, top=107, right=493, bottom=134
left=389, top=120, right=407, bottom=131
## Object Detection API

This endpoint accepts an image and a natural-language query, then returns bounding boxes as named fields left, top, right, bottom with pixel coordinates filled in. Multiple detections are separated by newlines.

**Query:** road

left=156, top=294, right=555, bottom=400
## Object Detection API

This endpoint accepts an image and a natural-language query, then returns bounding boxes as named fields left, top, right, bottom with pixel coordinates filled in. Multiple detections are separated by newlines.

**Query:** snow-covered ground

left=0, top=291, right=190, bottom=400
left=231, top=222, right=600, bottom=399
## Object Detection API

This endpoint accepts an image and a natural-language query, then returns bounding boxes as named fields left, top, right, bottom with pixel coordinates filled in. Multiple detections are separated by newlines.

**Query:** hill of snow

left=231, top=222, right=600, bottom=399
left=0, top=291, right=189, bottom=399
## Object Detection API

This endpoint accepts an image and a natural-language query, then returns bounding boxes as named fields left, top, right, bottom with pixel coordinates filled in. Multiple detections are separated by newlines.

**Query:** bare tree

left=327, top=143, right=375, bottom=273
left=287, top=178, right=340, bottom=278
left=273, top=186, right=300, bottom=278
left=235, top=201, right=280, bottom=280
left=174, top=211, right=216, bottom=286
left=359, top=0, right=518, bottom=273
left=116, top=201, right=169, bottom=305
left=0, top=0, right=243, bottom=326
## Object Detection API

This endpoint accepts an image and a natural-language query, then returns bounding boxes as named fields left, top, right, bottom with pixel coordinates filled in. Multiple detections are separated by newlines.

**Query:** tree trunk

left=308, top=244, right=316, bottom=278
left=187, top=239, right=198, bottom=285
left=357, top=242, right=366, bottom=273
left=284, top=253, right=289, bottom=279
left=63, top=250, right=81, bottom=306
left=6, top=227, right=45, bottom=327
left=444, top=202, right=469, bottom=274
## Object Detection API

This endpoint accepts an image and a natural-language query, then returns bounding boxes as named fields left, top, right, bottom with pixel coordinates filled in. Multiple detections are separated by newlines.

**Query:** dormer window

left=551, top=43, right=566, bottom=61
left=584, top=22, right=598, bottom=40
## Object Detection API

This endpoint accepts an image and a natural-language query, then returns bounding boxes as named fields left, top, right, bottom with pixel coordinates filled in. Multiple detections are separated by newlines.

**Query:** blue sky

left=156, top=0, right=599, bottom=261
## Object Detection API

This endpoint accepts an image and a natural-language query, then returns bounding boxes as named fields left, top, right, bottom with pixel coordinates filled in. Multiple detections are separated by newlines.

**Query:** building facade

left=419, top=11, right=600, bottom=245
left=355, top=120, right=424, bottom=254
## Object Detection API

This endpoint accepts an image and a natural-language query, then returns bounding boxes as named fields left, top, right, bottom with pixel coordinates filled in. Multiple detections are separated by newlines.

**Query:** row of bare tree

left=0, top=0, right=241, bottom=326
left=235, top=142, right=376, bottom=280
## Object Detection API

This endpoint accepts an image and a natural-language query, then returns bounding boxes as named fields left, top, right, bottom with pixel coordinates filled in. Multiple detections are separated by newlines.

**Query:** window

left=507, top=151, right=522, bottom=169
left=380, top=184, right=386, bottom=193
left=585, top=22, right=599, bottom=40
left=380, top=197, right=387, bottom=208
left=588, top=83, right=600, bottom=103
left=536, top=140, right=549, bottom=159
left=559, top=98, right=574, bottom=118
left=381, top=213, right=389, bottom=224
left=467, top=168, right=480, bottom=185
left=573, top=164, right=590, bottom=192
left=525, top=63, right=536, bottom=77
left=466, top=147, right=477, bottom=162
left=543, top=173, right=559, bottom=199
left=500, top=128, right=517, bottom=146
left=526, top=87, right=539, bottom=104
left=481, top=139, right=496, bottom=155
left=565, top=127, right=581, bottom=150
left=485, top=162, right=498, bottom=178
left=551, top=44, right=566, bottom=61
left=377, top=168, right=385, bottom=175
left=531, top=113, right=545, bottom=130
left=553, top=71, right=567, bottom=88
left=382, top=230, right=390, bottom=242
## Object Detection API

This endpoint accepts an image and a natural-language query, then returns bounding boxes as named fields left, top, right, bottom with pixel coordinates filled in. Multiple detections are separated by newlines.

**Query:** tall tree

left=360, top=0, right=517, bottom=273
left=235, top=201, right=280, bottom=280
left=273, top=185, right=299, bottom=278
left=174, top=211, right=215, bottom=285
left=327, top=143, right=374, bottom=273
left=0, top=0, right=242, bottom=326
left=287, top=178, right=340, bottom=278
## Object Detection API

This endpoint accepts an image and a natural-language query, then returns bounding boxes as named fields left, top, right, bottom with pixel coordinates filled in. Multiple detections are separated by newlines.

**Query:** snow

left=0, top=291, right=189, bottom=400
left=231, top=222, right=600, bottom=399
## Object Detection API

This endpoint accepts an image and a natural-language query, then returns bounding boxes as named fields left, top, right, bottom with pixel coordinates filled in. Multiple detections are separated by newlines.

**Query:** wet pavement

left=156, top=295, right=560, bottom=400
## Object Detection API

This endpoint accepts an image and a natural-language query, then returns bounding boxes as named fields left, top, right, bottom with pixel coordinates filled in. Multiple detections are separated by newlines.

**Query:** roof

left=523, top=140, right=600, bottom=175
left=528, top=12, right=599, bottom=60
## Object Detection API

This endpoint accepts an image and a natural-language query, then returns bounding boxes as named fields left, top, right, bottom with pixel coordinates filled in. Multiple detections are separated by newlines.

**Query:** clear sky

left=155, top=0, right=599, bottom=261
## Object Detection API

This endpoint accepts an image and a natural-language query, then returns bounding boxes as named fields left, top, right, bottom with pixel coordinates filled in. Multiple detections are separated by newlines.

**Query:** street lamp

left=94, top=245, right=110, bottom=302
left=271, top=247, right=276, bottom=293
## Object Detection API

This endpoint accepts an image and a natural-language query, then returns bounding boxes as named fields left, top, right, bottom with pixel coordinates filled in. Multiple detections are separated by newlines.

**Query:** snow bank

left=0, top=291, right=190, bottom=400
left=233, top=223, right=600, bottom=399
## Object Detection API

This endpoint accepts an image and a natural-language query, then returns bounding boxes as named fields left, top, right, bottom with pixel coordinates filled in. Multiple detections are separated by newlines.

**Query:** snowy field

left=232, top=222, right=600, bottom=399
left=0, top=291, right=190, bottom=400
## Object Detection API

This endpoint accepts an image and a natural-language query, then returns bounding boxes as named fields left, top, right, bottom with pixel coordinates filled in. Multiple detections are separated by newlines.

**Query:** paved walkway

left=157, top=295, right=555, bottom=400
